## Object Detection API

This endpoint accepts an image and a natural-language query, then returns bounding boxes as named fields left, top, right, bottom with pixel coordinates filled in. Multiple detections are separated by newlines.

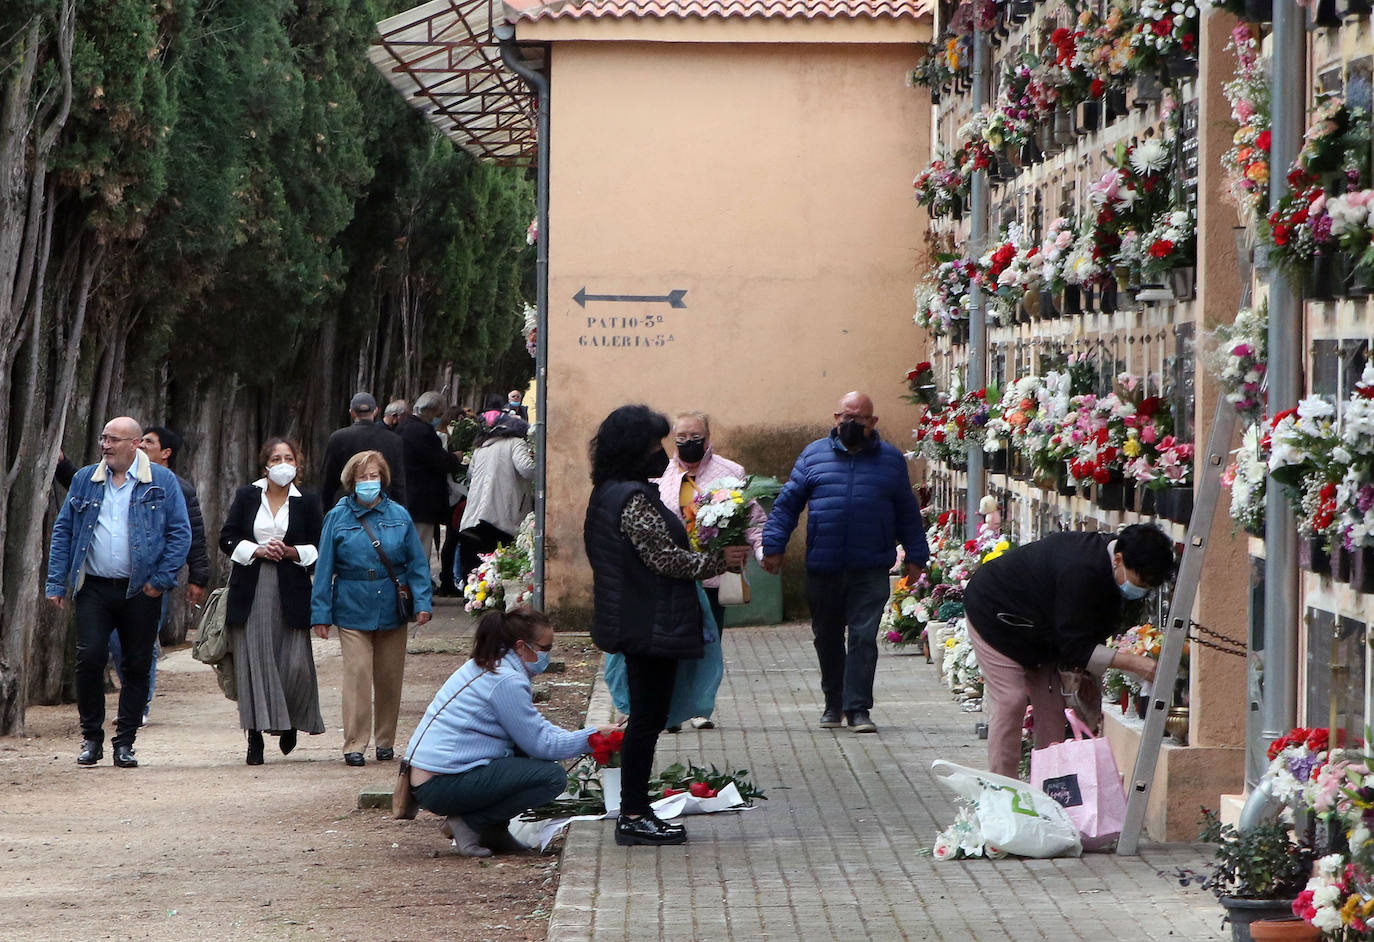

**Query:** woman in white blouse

left=219, top=438, right=326, bottom=765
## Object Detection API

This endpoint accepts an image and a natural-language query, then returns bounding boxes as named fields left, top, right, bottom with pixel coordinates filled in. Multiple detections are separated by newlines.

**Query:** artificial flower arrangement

left=688, top=475, right=781, bottom=552
left=978, top=224, right=1040, bottom=322
left=1102, top=622, right=1166, bottom=700
left=1222, top=421, right=1267, bottom=534
left=1219, top=24, right=1271, bottom=229
left=1267, top=396, right=1341, bottom=542
left=1138, top=208, right=1196, bottom=283
left=1084, top=138, right=1175, bottom=290
left=912, top=385, right=997, bottom=464
left=904, top=361, right=940, bottom=408
left=1038, top=216, right=1078, bottom=293
left=914, top=255, right=980, bottom=338
left=912, top=155, right=969, bottom=218
left=463, top=514, right=535, bottom=612
left=881, top=574, right=929, bottom=647
left=1290, top=746, right=1374, bottom=938
left=1128, top=0, right=1199, bottom=71
left=1208, top=300, right=1268, bottom=422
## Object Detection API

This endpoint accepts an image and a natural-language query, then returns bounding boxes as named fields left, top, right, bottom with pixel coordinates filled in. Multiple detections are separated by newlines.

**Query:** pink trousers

left=967, top=618, right=1077, bottom=779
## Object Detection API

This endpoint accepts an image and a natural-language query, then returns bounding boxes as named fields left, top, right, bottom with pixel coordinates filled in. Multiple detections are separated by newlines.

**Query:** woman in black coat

left=582, top=405, right=748, bottom=846
left=219, top=437, right=326, bottom=765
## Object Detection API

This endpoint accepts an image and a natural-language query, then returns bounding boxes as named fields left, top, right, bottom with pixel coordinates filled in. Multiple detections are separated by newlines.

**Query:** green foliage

left=1175, top=808, right=1314, bottom=901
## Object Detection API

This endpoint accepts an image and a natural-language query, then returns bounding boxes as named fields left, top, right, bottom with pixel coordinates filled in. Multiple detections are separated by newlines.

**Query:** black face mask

left=643, top=447, right=670, bottom=480
left=676, top=438, right=706, bottom=464
left=838, top=419, right=869, bottom=447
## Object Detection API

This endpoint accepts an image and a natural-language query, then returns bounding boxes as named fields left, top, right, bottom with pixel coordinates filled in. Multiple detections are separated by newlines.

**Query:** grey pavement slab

left=550, top=623, right=1227, bottom=941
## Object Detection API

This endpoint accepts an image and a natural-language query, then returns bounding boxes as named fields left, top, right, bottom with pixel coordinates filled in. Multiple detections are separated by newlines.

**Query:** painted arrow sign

left=574, top=287, right=687, bottom=309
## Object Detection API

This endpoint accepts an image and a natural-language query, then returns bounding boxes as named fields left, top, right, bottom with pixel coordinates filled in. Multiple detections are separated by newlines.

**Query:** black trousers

left=620, top=653, right=677, bottom=816
left=458, top=521, right=514, bottom=581
left=74, top=577, right=161, bottom=748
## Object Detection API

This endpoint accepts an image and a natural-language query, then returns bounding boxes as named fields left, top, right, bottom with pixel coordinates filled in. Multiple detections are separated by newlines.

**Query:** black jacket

left=320, top=420, right=408, bottom=509
left=397, top=414, right=461, bottom=525
left=219, top=485, right=324, bottom=630
left=583, top=480, right=703, bottom=659
left=56, top=456, right=210, bottom=587
left=963, top=531, right=1122, bottom=670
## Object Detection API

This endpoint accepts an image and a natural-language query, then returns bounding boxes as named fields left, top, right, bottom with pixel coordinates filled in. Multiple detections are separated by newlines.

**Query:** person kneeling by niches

left=962, top=523, right=1176, bottom=779
left=402, top=607, right=620, bottom=857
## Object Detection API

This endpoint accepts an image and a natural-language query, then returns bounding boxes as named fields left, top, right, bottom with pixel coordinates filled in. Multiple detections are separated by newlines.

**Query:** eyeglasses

left=522, top=638, right=554, bottom=652
left=674, top=436, right=705, bottom=444
left=98, top=435, right=136, bottom=444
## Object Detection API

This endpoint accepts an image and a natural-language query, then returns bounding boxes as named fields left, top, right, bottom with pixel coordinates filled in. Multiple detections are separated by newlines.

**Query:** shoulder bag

left=394, top=671, right=484, bottom=820
left=356, top=515, right=415, bottom=625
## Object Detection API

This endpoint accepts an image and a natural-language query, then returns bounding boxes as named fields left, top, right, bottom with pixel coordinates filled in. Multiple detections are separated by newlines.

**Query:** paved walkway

left=550, top=623, right=1226, bottom=942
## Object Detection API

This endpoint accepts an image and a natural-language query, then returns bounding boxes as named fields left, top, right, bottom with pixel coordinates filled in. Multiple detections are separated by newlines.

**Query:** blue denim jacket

left=46, top=452, right=192, bottom=599
left=310, top=495, right=433, bottom=631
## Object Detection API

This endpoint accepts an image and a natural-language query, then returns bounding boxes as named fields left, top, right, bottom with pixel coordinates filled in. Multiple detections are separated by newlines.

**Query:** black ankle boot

left=247, top=730, right=265, bottom=765
left=279, top=728, right=297, bottom=755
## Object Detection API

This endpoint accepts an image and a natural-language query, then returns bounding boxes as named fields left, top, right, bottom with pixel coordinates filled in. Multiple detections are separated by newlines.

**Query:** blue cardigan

left=762, top=429, right=929, bottom=573
left=405, top=651, right=596, bottom=775
left=310, top=495, right=432, bottom=630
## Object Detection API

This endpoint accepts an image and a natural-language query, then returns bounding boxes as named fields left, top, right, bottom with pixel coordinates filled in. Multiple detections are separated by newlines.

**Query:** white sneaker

left=689, top=716, right=715, bottom=730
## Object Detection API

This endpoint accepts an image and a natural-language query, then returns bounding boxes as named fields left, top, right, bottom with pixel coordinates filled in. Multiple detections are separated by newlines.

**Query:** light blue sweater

left=404, top=650, right=596, bottom=775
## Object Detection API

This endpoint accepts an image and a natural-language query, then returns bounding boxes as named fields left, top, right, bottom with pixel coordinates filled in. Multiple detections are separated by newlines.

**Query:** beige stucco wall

left=539, top=37, right=932, bottom=610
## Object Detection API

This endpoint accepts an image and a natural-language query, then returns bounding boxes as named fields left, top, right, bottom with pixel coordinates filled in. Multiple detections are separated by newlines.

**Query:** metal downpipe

left=497, top=26, right=551, bottom=608
left=1257, top=0, right=1305, bottom=785
left=965, top=25, right=989, bottom=539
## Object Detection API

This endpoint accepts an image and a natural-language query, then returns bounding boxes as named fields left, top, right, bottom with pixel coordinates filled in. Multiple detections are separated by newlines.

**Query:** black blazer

left=219, top=485, right=324, bottom=630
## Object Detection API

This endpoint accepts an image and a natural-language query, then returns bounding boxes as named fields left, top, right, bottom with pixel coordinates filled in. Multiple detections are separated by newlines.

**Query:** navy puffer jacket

left=762, top=429, right=928, bottom=573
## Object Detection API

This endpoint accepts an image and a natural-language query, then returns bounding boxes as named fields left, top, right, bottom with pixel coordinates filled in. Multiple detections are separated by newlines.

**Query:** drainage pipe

left=497, top=26, right=551, bottom=607
left=1258, top=0, right=1305, bottom=786
left=965, top=24, right=989, bottom=539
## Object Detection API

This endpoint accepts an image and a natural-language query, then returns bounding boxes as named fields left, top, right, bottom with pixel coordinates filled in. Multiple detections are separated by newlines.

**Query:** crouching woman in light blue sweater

left=404, top=607, right=620, bottom=856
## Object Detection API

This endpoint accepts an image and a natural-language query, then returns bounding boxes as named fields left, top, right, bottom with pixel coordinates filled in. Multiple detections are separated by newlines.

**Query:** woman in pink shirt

left=652, top=411, right=764, bottom=730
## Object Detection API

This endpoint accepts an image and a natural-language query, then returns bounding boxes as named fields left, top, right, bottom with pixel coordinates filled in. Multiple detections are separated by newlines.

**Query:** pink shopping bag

left=1029, top=709, right=1127, bottom=850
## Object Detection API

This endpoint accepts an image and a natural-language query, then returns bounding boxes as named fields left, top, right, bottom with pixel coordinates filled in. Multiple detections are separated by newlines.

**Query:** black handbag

left=357, top=516, right=415, bottom=624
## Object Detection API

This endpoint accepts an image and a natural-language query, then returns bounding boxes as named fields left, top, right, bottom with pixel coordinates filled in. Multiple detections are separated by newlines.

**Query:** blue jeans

left=412, top=757, right=567, bottom=831
left=804, top=567, right=891, bottom=714
left=109, top=593, right=168, bottom=716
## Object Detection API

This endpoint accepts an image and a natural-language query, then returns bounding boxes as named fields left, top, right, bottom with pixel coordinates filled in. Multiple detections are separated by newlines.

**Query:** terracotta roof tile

left=514, top=0, right=929, bottom=22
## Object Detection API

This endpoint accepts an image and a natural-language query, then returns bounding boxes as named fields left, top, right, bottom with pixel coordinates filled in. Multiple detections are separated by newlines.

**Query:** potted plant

left=1176, top=810, right=1316, bottom=942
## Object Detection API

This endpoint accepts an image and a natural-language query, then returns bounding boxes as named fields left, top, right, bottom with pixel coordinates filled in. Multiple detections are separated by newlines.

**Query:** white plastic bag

left=931, top=759, right=1083, bottom=858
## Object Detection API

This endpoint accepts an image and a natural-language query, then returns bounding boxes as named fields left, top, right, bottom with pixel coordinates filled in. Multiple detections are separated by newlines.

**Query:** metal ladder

left=1116, top=394, right=1239, bottom=855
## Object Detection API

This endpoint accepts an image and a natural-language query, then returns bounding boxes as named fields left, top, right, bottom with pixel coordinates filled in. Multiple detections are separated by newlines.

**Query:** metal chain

left=1186, top=621, right=1247, bottom=658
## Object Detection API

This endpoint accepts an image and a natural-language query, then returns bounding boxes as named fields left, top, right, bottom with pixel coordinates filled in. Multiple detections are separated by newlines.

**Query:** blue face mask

left=1119, top=577, right=1150, bottom=600
left=355, top=480, right=382, bottom=503
left=524, top=649, right=551, bottom=676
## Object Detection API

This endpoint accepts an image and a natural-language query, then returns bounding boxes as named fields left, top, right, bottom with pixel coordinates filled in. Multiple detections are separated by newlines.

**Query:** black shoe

left=375, top=747, right=395, bottom=762
left=344, top=752, right=366, bottom=767
left=247, top=730, right=265, bottom=765
left=77, top=739, right=103, bottom=766
left=818, top=708, right=843, bottom=729
left=279, top=729, right=297, bottom=756
left=615, top=813, right=687, bottom=846
left=846, top=710, right=877, bottom=733
left=665, top=725, right=681, bottom=734
left=112, top=744, right=139, bottom=768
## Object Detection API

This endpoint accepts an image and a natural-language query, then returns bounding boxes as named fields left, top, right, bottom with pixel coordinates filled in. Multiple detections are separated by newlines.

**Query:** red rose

left=688, top=782, right=717, bottom=798
left=1137, top=397, right=1162, bottom=417
left=1090, top=78, right=1105, bottom=99
left=1256, top=130, right=1271, bottom=151
left=915, top=361, right=932, bottom=372
left=1092, top=467, right=1112, bottom=485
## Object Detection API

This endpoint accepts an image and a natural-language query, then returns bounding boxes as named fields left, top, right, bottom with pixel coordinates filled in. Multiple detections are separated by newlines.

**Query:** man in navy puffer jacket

left=762, top=392, right=928, bottom=734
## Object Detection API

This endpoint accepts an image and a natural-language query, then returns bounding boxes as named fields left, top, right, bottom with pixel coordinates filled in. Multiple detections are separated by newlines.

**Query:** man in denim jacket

left=46, top=416, right=191, bottom=768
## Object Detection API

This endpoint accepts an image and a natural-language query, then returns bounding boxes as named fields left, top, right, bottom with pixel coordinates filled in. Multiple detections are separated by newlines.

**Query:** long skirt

left=230, top=564, right=325, bottom=734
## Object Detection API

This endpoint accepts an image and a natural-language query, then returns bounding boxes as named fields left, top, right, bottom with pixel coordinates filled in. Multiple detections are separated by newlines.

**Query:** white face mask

left=267, top=463, right=297, bottom=487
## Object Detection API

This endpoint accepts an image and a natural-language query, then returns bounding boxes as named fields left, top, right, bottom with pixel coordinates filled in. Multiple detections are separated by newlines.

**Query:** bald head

left=100, top=416, right=144, bottom=475
left=833, top=392, right=877, bottom=450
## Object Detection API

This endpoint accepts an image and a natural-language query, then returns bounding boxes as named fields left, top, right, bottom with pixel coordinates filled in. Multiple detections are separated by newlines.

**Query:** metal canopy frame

left=369, top=0, right=543, bottom=167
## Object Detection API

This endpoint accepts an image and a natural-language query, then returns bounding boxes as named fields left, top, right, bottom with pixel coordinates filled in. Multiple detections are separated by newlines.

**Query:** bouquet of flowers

left=463, top=515, right=535, bottom=612
left=881, top=575, right=927, bottom=647
left=1129, top=0, right=1198, bottom=69
left=588, top=729, right=625, bottom=766
left=1264, top=170, right=1332, bottom=272
left=690, top=475, right=781, bottom=552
